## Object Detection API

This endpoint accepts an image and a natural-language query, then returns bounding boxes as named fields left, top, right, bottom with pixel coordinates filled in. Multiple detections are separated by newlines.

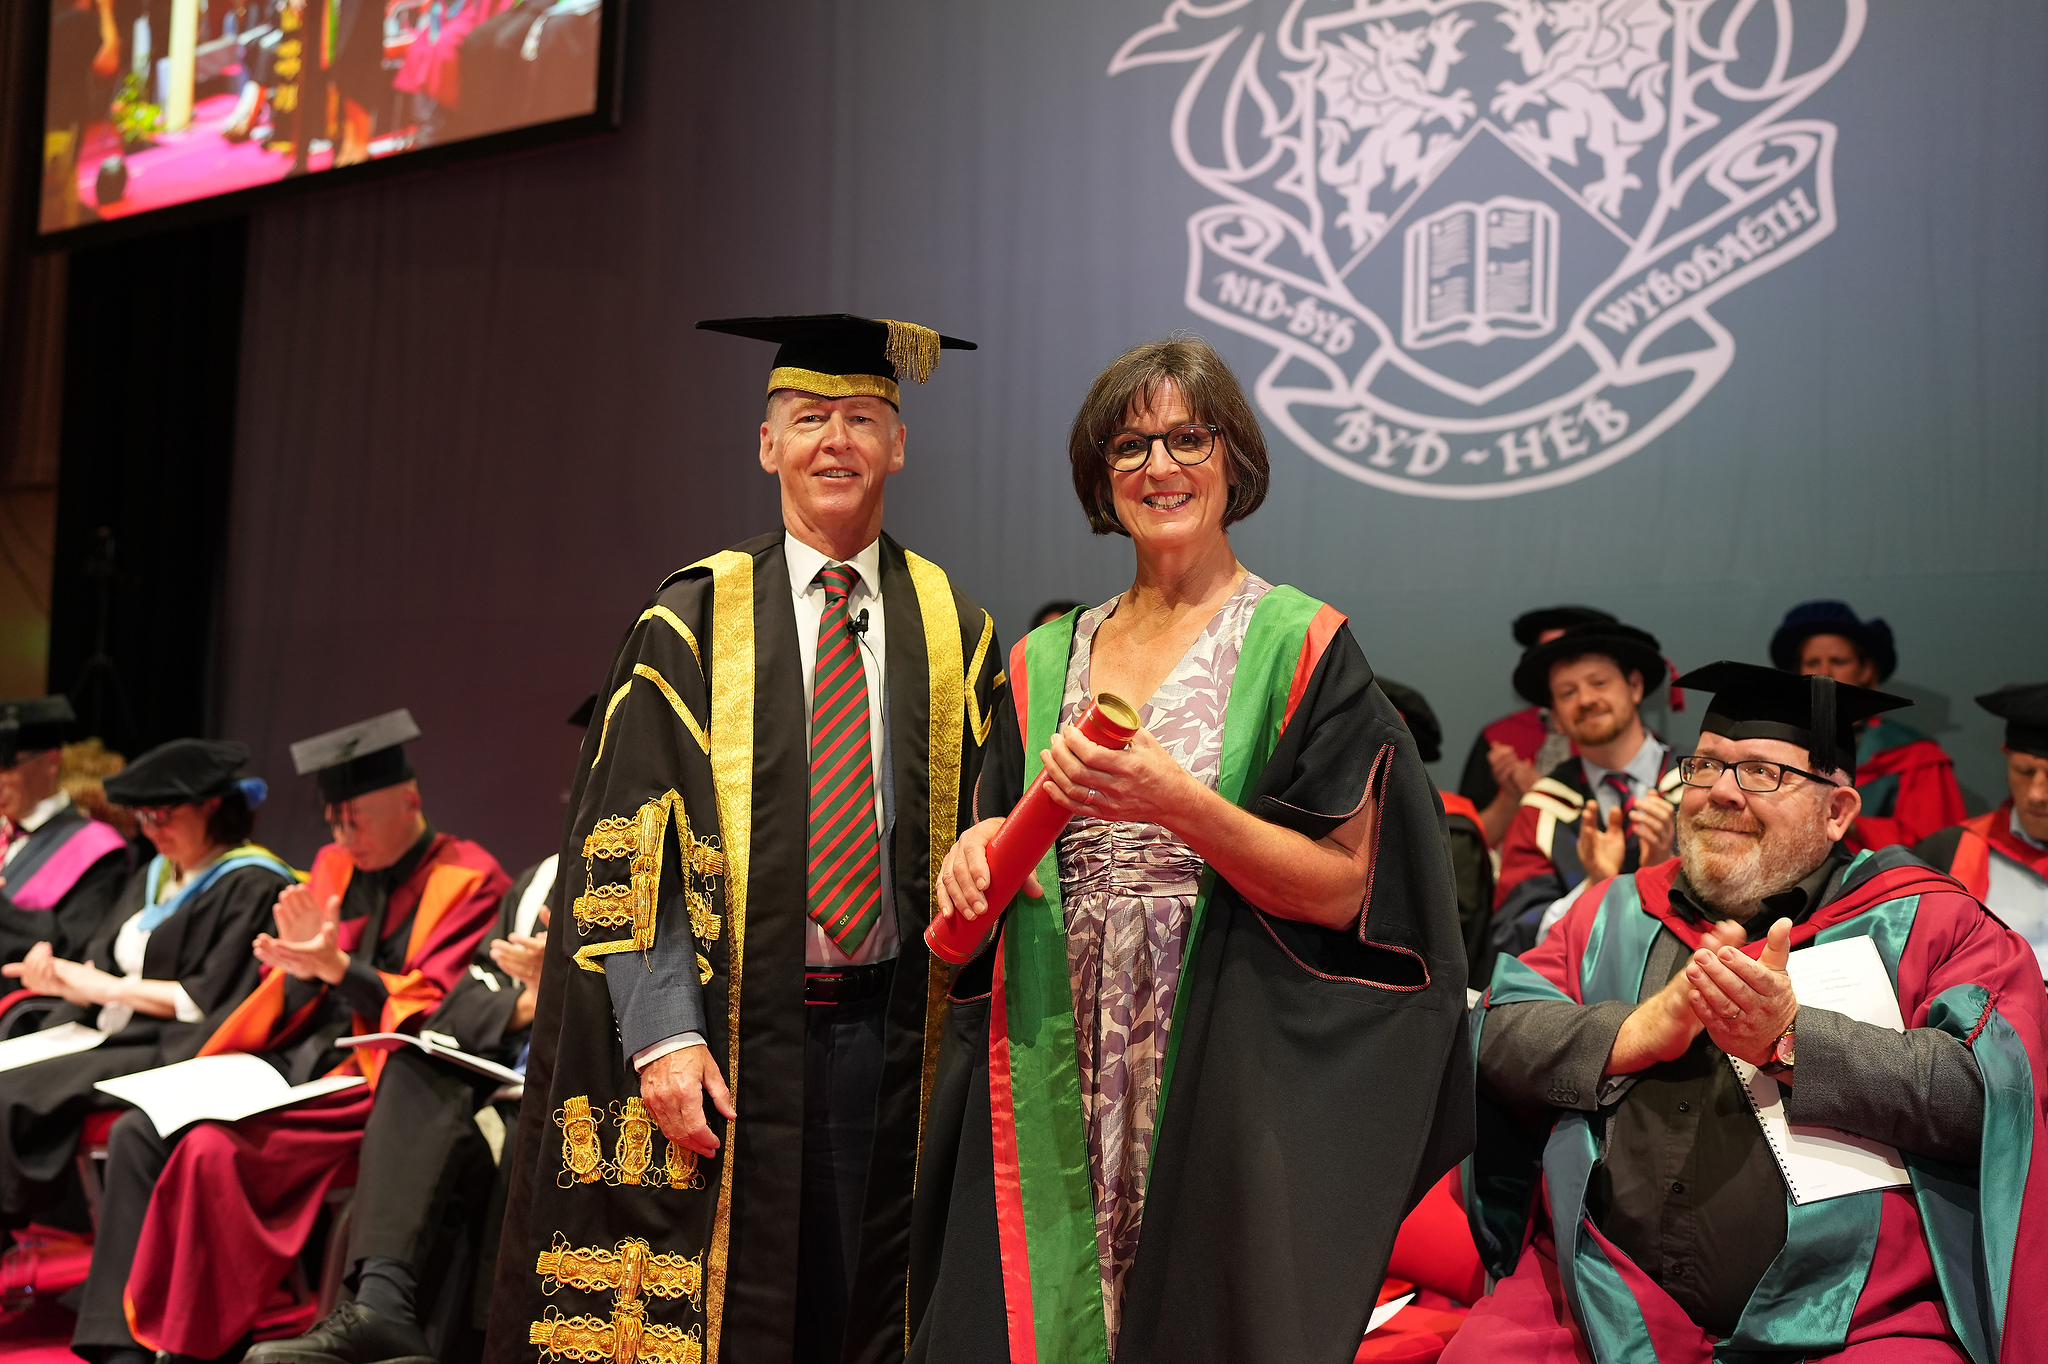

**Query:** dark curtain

left=49, top=219, right=248, bottom=760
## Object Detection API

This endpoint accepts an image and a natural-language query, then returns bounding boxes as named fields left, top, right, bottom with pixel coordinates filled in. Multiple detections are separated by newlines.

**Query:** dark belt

left=804, top=960, right=895, bottom=1007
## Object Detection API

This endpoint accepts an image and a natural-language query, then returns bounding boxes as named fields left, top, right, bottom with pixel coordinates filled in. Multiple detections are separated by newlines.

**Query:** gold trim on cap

left=765, top=367, right=901, bottom=406
left=878, top=319, right=941, bottom=385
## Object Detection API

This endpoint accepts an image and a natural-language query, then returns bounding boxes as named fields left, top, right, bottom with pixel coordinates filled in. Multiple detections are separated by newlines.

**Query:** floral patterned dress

left=1055, top=571, right=1271, bottom=1352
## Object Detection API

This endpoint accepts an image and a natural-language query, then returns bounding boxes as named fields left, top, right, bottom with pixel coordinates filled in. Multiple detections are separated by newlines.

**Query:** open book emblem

left=1405, top=197, right=1558, bottom=349
left=1111, top=1, right=1863, bottom=498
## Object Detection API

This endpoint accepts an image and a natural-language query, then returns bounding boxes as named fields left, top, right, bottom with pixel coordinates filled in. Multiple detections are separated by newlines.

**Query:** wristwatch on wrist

left=1758, top=1023, right=1797, bottom=1076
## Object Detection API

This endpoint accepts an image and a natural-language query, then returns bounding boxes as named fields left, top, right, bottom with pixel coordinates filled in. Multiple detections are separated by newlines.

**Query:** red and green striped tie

left=807, top=563, right=882, bottom=953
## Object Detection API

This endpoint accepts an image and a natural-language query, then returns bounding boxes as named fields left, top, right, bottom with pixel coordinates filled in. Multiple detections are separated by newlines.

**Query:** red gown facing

left=122, top=834, right=505, bottom=1356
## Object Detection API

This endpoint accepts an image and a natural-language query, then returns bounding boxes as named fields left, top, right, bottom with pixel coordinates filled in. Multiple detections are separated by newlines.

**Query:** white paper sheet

left=0, top=1021, right=108, bottom=1073
left=337, top=1031, right=525, bottom=1086
left=95, top=1054, right=365, bottom=1135
left=1364, top=1292, right=1416, bottom=1336
left=1732, top=935, right=1912, bottom=1205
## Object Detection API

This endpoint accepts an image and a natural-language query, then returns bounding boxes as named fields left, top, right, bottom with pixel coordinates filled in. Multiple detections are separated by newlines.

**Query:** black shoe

left=241, top=1303, right=435, bottom=1364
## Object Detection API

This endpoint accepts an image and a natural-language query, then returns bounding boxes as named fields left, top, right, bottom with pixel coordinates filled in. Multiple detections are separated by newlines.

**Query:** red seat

left=80, top=1109, right=120, bottom=1149
left=1356, top=1169, right=1484, bottom=1364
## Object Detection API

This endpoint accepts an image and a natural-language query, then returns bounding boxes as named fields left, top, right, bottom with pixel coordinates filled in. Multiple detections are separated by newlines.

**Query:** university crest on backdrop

left=1112, top=0, right=1865, bottom=498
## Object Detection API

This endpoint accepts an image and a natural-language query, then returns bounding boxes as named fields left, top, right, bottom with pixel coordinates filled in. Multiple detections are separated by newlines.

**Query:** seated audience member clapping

left=69, top=710, right=507, bottom=1364
left=1490, top=622, right=1683, bottom=957
left=0, top=739, right=291, bottom=1227
left=0, top=696, right=133, bottom=966
left=1456, top=607, right=1617, bottom=845
left=1450, top=663, right=2048, bottom=1363
left=242, top=706, right=586, bottom=1364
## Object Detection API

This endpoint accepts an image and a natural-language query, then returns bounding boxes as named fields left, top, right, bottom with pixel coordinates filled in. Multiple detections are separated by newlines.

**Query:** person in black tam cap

left=1453, top=661, right=2048, bottom=1363
left=1458, top=606, right=1618, bottom=844
left=1914, top=683, right=2048, bottom=976
left=1383, top=678, right=1497, bottom=981
left=0, top=738, right=291, bottom=1238
left=0, top=696, right=131, bottom=966
left=1769, top=599, right=1963, bottom=852
left=245, top=698, right=593, bottom=1364
left=76, top=713, right=508, bottom=1364
left=486, top=314, right=1004, bottom=1364
left=1491, top=621, right=1685, bottom=960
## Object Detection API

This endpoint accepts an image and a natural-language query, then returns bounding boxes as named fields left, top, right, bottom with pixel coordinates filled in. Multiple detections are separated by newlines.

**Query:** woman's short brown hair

left=1067, top=333, right=1270, bottom=537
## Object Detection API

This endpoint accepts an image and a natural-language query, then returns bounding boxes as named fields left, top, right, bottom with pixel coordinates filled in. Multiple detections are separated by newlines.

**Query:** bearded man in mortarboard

left=1451, top=663, right=2048, bottom=1363
left=487, top=316, right=1004, bottom=1364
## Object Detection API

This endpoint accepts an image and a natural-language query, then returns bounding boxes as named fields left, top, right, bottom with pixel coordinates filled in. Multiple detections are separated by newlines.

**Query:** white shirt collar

left=1583, top=733, right=1666, bottom=794
left=784, top=531, right=883, bottom=603
left=18, top=791, right=72, bottom=835
left=2014, top=808, right=2048, bottom=853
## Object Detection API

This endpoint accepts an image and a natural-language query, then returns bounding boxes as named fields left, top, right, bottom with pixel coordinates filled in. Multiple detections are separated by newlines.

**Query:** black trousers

left=73, top=1109, right=177, bottom=1357
left=792, top=987, right=889, bottom=1364
left=346, top=1046, right=495, bottom=1276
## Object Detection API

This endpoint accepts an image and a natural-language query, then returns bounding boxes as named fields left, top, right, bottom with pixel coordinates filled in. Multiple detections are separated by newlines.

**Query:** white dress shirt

left=3, top=792, right=73, bottom=866
left=782, top=531, right=899, bottom=969
left=631, top=532, right=899, bottom=1072
left=1987, top=811, right=2048, bottom=978
left=97, top=855, right=211, bottom=1036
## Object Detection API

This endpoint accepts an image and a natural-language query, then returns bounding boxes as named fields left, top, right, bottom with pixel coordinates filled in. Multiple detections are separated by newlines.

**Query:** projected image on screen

left=40, top=1, right=605, bottom=235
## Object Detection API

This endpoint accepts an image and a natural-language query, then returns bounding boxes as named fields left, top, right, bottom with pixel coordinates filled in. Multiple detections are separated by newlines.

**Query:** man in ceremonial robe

left=1453, top=663, right=2048, bottom=1363
left=1772, top=600, right=1963, bottom=851
left=487, top=315, right=1003, bottom=1364
left=1492, top=623, right=1684, bottom=958
left=246, top=702, right=591, bottom=1363
left=1915, top=683, right=2048, bottom=978
left=1384, top=678, right=1497, bottom=982
left=75, top=712, right=507, bottom=1364
left=1457, top=608, right=1616, bottom=846
left=0, top=696, right=130, bottom=965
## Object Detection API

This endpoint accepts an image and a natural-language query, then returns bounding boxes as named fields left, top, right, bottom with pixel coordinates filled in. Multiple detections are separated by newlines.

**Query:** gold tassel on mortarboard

left=879, top=320, right=941, bottom=385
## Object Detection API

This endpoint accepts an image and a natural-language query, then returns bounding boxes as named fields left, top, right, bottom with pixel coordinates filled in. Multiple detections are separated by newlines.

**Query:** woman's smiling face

left=1106, top=381, right=1233, bottom=556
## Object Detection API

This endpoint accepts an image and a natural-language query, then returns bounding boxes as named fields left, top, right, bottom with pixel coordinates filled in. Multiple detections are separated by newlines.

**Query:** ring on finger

left=1081, top=787, right=1096, bottom=804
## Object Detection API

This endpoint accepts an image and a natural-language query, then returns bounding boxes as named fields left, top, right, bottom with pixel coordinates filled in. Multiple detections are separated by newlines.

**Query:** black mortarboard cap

left=1769, top=600, right=1897, bottom=681
left=1977, top=683, right=2048, bottom=759
left=696, top=313, right=976, bottom=408
left=1511, top=605, right=1617, bottom=648
left=0, top=695, right=79, bottom=766
left=1673, top=661, right=1908, bottom=779
left=567, top=694, right=598, bottom=729
left=290, top=709, right=420, bottom=804
left=103, top=738, right=251, bottom=806
left=1377, top=679, right=1442, bottom=764
left=1512, top=623, right=1666, bottom=709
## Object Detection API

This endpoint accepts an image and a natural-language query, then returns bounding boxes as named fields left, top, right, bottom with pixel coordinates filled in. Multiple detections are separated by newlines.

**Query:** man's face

left=2007, top=750, right=2048, bottom=843
left=1676, top=730, right=1859, bottom=910
left=1797, top=633, right=1879, bottom=688
left=0, top=749, right=62, bottom=824
left=1548, top=655, right=1642, bottom=747
left=325, top=781, right=423, bottom=872
left=759, top=392, right=905, bottom=549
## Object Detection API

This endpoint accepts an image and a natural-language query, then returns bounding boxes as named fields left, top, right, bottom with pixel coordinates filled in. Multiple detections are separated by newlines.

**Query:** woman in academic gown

left=0, top=739, right=293, bottom=1221
left=907, top=337, right=1473, bottom=1364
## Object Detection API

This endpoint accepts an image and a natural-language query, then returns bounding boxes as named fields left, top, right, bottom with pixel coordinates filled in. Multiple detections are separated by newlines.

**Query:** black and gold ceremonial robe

left=488, top=531, right=1002, bottom=1364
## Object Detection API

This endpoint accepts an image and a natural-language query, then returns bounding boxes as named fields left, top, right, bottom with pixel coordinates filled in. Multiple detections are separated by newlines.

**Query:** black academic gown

left=0, top=858, right=287, bottom=1215
left=0, top=806, right=132, bottom=967
left=487, top=532, right=1002, bottom=1364
left=906, top=618, right=1474, bottom=1364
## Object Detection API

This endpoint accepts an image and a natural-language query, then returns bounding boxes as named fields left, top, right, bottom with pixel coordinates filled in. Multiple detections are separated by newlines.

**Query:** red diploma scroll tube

left=925, top=693, right=1141, bottom=965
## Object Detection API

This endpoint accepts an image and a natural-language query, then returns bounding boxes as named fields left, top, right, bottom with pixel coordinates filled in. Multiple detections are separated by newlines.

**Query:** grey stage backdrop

left=217, top=0, right=2045, bottom=869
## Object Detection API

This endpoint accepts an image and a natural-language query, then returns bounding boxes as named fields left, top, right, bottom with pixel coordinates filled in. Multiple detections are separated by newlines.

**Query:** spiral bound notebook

left=1729, top=935, right=1912, bottom=1206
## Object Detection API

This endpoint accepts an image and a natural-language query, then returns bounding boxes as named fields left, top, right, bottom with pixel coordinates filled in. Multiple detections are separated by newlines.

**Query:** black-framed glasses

left=1678, top=755, right=1841, bottom=793
left=1098, top=424, right=1220, bottom=472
